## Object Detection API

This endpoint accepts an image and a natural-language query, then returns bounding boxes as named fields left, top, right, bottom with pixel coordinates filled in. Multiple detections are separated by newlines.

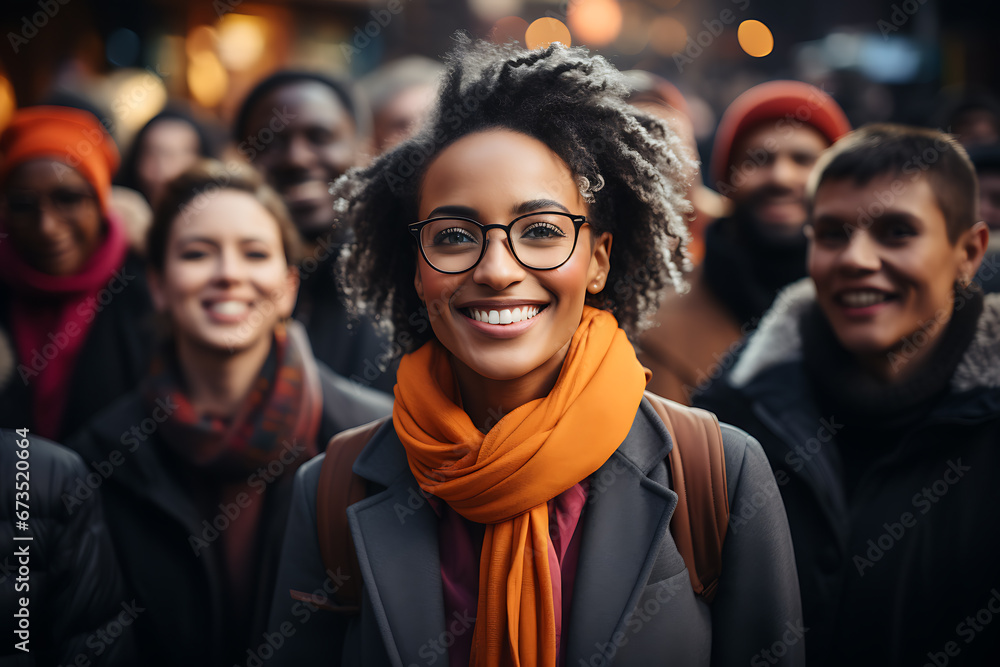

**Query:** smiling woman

left=267, top=36, right=803, bottom=667
left=0, top=106, right=154, bottom=441
left=68, top=160, right=392, bottom=667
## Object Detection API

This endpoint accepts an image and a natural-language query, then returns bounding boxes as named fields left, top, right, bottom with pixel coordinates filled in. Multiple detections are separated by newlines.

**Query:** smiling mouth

left=836, top=290, right=896, bottom=308
left=205, top=300, right=251, bottom=317
left=463, top=305, right=546, bottom=324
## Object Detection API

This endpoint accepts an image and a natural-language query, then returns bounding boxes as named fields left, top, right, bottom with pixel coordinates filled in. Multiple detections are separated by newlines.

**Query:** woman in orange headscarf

left=268, top=38, right=802, bottom=666
left=0, top=106, right=153, bottom=440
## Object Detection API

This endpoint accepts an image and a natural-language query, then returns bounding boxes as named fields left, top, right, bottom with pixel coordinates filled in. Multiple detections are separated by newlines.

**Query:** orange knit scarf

left=393, top=306, right=647, bottom=666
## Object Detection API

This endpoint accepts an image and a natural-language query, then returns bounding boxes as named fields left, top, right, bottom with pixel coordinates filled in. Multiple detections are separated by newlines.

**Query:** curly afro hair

left=333, top=35, right=695, bottom=355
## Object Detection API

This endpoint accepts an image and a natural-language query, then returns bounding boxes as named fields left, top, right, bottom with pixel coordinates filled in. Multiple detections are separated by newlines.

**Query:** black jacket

left=0, top=253, right=153, bottom=442
left=68, top=366, right=392, bottom=667
left=1, top=430, right=136, bottom=666
left=695, top=280, right=1000, bottom=666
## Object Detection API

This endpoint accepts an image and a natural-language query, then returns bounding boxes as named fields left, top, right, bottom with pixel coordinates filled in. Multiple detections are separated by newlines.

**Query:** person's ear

left=146, top=267, right=167, bottom=312
left=956, top=221, right=990, bottom=286
left=277, top=265, right=300, bottom=318
left=586, top=232, right=613, bottom=294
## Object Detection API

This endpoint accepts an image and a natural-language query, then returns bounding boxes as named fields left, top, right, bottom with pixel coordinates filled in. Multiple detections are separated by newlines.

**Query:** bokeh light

left=470, top=0, right=524, bottom=23
left=185, top=25, right=218, bottom=59
left=187, top=51, right=228, bottom=108
left=0, top=75, right=15, bottom=133
left=525, top=18, right=572, bottom=50
left=217, top=14, right=268, bottom=71
left=649, top=16, right=688, bottom=56
left=568, top=0, right=623, bottom=47
left=104, top=68, right=168, bottom=136
left=738, top=20, right=774, bottom=58
left=489, top=16, right=530, bottom=45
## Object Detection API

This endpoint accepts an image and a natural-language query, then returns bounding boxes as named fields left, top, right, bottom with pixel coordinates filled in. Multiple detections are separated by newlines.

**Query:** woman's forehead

left=418, top=129, right=584, bottom=217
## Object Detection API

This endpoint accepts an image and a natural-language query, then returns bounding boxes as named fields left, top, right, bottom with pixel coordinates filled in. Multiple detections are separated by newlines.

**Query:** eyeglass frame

left=408, top=211, right=589, bottom=274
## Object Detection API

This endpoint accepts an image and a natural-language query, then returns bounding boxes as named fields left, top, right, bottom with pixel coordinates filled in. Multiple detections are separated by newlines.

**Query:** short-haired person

left=70, top=161, right=392, bottom=667
left=695, top=125, right=998, bottom=666
left=267, top=38, right=802, bottom=666
left=639, top=81, right=850, bottom=403
left=0, top=106, right=153, bottom=441
left=235, top=72, right=397, bottom=393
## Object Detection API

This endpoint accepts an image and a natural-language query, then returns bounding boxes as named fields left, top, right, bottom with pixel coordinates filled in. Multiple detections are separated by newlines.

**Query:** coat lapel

left=567, top=400, right=678, bottom=665
left=348, top=424, right=447, bottom=667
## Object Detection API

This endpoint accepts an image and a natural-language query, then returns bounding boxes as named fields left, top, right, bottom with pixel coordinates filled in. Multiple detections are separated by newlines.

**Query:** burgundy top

left=429, top=482, right=589, bottom=667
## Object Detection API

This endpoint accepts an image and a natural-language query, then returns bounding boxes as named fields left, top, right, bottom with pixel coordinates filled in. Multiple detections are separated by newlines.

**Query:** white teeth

left=841, top=291, right=888, bottom=308
left=210, top=300, right=249, bottom=315
left=469, top=306, right=542, bottom=324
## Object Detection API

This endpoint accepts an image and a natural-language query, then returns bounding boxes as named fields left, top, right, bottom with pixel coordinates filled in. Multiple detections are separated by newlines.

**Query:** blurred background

left=0, top=0, right=998, bottom=169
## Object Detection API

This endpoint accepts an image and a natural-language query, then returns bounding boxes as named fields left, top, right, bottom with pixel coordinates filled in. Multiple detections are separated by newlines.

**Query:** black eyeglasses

left=2, top=188, right=96, bottom=218
left=408, top=211, right=588, bottom=274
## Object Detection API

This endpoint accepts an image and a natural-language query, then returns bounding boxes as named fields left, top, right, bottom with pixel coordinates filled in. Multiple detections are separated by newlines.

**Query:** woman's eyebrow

left=512, top=199, right=570, bottom=215
left=427, top=205, right=478, bottom=218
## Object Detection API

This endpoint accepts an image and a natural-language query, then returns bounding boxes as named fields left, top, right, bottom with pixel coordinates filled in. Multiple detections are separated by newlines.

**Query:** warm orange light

left=0, top=76, right=15, bottom=132
left=187, top=51, right=228, bottom=108
left=738, top=20, right=774, bottom=58
left=649, top=16, right=687, bottom=56
left=489, top=16, right=530, bottom=45
left=525, top=18, right=572, bottom=50
left=217, top=14, right=268, bottom=71
left=185, top=25, right=217, bottom=59
left=568, top=0, right=623, bottom=47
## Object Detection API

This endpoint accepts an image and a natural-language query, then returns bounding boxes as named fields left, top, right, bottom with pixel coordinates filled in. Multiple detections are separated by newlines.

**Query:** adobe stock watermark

left=188, top=439, right=309, bottom=555
left=922, top=588, right=1000, bottom=666
left=241, top=567, right=352, bottom=667
left=580, top=574, right=685, bottom=667
left=16, top=267, right=137, bottom=385
left=877, top=0, right=929, bottom=40
left=339, top=0, right=411, bottom=63
left=853, top=459, right=971, bottom=576
left=60, top=396, right=178, bottom=515
left=7, top=0, right=72, bottom=54
left=673, top=0, right=752, bottom=74
left=750, top=619, right=809, bottom=666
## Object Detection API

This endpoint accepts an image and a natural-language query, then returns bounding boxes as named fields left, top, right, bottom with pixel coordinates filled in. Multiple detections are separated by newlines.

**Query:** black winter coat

left=0, top=253, right=153, bottom=442
left=1, top=429, right=136, bottom=666
left=68, top=365, right=392, bottom=667
left=695, top=280, right=1000, bottom=667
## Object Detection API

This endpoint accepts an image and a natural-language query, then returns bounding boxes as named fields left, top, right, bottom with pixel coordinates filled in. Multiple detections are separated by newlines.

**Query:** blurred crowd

left=1, top=19, right=999, bottom=667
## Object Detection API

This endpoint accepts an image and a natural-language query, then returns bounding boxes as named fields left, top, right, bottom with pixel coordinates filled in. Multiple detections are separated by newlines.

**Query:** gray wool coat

left=265, top=397, right=804, bottom=666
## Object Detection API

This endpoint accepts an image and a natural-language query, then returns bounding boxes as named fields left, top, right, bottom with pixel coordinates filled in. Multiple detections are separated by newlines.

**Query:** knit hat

left=0, top=106, right=120, bottom=214
left=710, top=80, right=850, bottom=187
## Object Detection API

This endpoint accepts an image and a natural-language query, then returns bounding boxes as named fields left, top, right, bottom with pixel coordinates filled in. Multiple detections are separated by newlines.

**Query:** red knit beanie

left=710, top=81, right=850, bottom=187
left=0, top=106, right=120, bottom=214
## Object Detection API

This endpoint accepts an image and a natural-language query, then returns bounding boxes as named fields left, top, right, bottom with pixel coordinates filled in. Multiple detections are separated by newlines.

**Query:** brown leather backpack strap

left=644, top=391, right=729, bottom=602
left=314, top=416, right=390, bottom=613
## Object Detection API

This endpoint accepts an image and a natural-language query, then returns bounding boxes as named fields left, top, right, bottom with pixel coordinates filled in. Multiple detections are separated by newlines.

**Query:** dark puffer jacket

left=695, top=280, right=1000, bottom=667
left=1, top=429, right=136, bottom=666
